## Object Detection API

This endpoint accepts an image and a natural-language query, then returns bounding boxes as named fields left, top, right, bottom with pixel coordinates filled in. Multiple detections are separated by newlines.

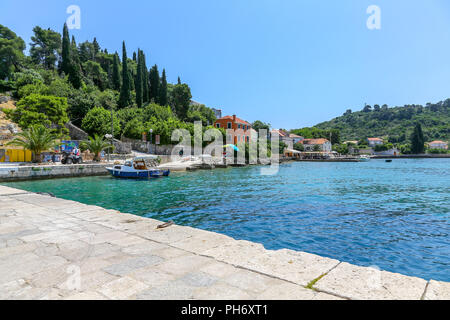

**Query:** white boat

left=358, top=155, right=371, bottom=162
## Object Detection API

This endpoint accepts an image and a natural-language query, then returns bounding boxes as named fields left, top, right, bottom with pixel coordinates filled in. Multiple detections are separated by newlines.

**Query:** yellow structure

left=0, top=149, right=32, bottom=162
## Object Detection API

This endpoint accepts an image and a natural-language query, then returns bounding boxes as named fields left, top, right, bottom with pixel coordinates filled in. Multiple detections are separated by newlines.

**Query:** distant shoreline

left=372, top=154, right=450, bottom=159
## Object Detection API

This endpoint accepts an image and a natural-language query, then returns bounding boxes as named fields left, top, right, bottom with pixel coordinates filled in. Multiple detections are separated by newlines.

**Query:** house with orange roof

left=301, top=138, right=332, bottom=152
left=214, top=115, right=253, bottom=144
left=367, top=137, right=384, bottom=148
left=427, top=140, right=448, bottom=150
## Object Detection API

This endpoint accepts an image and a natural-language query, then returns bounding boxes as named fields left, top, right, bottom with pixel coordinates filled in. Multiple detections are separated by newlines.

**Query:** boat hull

left=107, top=168, right=170, bottom=179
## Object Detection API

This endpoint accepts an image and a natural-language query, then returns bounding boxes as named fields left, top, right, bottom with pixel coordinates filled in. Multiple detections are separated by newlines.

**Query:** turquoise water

left=3, top=159, right=450, bottom=281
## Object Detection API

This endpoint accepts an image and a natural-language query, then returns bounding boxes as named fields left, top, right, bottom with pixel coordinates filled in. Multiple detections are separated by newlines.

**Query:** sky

left=1, top=0, right=450, bottom=129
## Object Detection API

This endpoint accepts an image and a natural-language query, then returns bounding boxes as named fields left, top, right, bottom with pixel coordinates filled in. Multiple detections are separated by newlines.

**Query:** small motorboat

left=385, top=159, right=393, bottom=163
left=106, top=157, right=170, bottom=179
left=358, top=155, right=371, bottom=162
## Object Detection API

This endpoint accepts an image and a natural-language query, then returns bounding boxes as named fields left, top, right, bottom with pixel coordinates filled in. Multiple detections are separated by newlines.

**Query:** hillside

left=0, top=95, right=20, bottom=148
left=314, top=100, right=450, bottom=143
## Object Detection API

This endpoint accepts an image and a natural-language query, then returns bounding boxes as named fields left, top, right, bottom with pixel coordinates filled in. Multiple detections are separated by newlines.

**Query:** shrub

left=81, top=107, right=120, bottom=137
left=6, top=93, right=69, bottom=134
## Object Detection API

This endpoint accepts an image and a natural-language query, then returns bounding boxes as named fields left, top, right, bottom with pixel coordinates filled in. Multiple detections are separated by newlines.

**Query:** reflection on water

left=3, top=159, right=450, bottom=281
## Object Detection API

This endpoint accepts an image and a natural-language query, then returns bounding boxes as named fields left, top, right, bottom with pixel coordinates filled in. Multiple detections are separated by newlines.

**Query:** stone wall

left=121, top=137, right=175, bottom=155
left=0, top=163, right=110, bottom=182
left=65, top=122, right=88, bottom=140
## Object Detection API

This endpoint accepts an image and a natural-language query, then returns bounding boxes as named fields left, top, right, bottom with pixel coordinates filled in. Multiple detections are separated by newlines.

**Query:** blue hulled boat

left=106, top=157, right=170, bottom=179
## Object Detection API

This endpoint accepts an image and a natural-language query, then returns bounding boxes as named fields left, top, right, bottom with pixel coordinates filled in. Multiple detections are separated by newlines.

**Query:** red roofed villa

left=427, top=140, right=448, bottom=150
left=214, top=115, right=252, bottom=144
left=301, top=138, right=332, bottom=152
left=367, top=138, right=384, bottom=147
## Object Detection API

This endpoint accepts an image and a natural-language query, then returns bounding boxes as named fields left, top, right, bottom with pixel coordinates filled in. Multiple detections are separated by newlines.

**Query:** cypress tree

left=132, top=51, right=137, bottom=62
left=93, top=37, right=100, bottom=56
left=159, top=68, right=168, bottom=106
left=61, top=23, right=71, bottom=75
left=149, top=64, right=160, bottom=103
left=177, top=76, right=181, bottom=84
left=112, top=52, right=121, bottom=91
left=142, top=51, right=149, bottom=103
left=135, top=49, right=143, bottom=108
left=119, top=41, right=132, bottom=108
left=68, top=36, right=82, bottom=89
left=411, top=122, right=425, bottom=154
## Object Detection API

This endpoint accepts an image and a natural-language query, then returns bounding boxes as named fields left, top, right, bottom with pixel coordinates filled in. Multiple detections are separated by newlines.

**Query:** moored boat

left=358, top=155, right=371, bottom=162
left=106, top=157, right=170, bottom=179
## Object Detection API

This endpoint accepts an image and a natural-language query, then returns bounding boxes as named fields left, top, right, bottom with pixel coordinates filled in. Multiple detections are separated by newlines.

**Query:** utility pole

left=105, top=107, right=114, bottom=163
left=149, top=129, right=153, bottom=154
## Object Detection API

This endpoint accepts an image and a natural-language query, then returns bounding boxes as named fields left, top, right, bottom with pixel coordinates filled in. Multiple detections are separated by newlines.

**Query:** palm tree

left=7, top=125, right=59, bottom=163
left=81, top=135, right=114, bottom=162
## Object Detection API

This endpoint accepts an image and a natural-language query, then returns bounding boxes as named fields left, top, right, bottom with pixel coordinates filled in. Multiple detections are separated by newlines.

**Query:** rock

left=7, top=123, right=18, bottom=134
left=0, top=96, right=10, bottom=104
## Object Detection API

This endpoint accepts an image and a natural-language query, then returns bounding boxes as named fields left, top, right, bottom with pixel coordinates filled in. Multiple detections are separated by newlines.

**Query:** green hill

left=314, top=101, right=450, bottom=144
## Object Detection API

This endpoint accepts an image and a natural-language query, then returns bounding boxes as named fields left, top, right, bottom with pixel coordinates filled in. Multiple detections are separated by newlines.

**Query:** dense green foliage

left=81, top=107, right=120, bottom=137
left=252, top=120, right=270, bottom=132
left=1, top=24, right=218, bottom=146
left=6, top=93, right=69, bottom=134
left=290, top=127, right=341, bottom=144
left=314, top=101, right=450, bottom=144
left=0, top=24, right=26, bottom=80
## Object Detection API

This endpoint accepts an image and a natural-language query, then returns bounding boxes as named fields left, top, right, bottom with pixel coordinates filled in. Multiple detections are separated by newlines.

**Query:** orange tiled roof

left=301, top=138, right=330, bottom=145
left=429, top=140, right=447, bottom=144
left=216, top=115, right=251, bottom=125
left=368, top=138, right=383, bottom=141
left=271, top=129, right=288, bottom=137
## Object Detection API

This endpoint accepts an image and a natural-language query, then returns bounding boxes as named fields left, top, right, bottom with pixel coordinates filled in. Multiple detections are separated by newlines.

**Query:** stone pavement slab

left=314, top=262, right=428, bottom=300
left=423, top=280, right=450, bottom=300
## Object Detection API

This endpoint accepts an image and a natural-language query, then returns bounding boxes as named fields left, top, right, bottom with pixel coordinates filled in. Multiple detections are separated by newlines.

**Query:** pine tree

left=68, top=35, right=82, bottom=89
left=135, top=49, right=143, bottom=108
left=118, top=41, right=132, bottom=108
left=411, top=122, right=425, bottom=154
left=149, top=64, right=160, bottom=103
left=112, top=52, right=121, bottom=91
left=61, top=23, right=71, bottom=75
left=159, top=68, right=168, bottom=106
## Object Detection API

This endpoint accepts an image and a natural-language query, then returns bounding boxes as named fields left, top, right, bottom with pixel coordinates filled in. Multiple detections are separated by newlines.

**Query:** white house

left=301, top=139, right=332, bottom=152
left=367, top=138, right=384, bottom=147
left=289, top=134, right=304, bottom=145
left=271, top=129, right=293, bottom=149
left=428, top=140, right=448, bottom=150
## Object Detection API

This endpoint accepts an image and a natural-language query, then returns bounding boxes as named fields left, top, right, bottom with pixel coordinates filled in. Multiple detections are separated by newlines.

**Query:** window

left=237, top=135, right=241, bottom=142
left=216, top=123, right=220, bottom=128
left=227, top=122, right=232, bottom=129
left=238, top=124, right=241, bottom=129
left=246, top=136, right=249, bottom=142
